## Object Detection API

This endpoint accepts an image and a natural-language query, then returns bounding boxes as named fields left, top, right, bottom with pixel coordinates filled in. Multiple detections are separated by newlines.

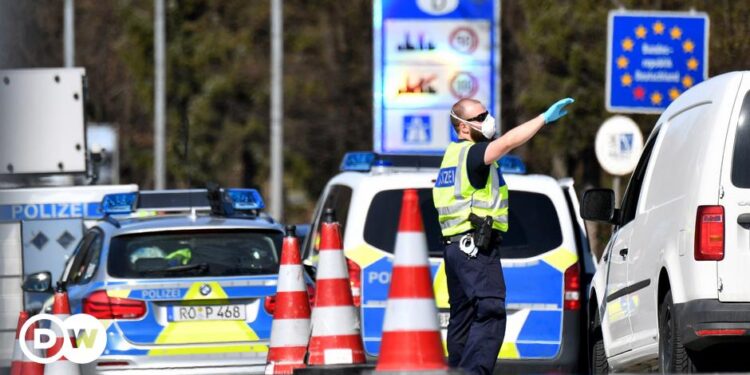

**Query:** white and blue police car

left=23, top=187, right=313, bottom=374
left=303, top=152, right=596, bottom=373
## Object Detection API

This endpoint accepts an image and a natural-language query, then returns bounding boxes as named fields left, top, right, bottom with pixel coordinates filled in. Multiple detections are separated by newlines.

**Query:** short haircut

left=450, top=98, right=482, bottom=130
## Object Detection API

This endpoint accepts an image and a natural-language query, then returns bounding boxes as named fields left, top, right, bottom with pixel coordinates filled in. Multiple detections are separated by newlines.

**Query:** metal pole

left=63, top=0, right=74, bottom=67
left=270, top=0, right=284, bottom=220
left=154, top=0, right=166, bottom=189
left=613, top=176, right=621, bottom=207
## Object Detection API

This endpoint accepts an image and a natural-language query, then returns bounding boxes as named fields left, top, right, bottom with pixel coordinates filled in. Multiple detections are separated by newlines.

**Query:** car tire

left=592, top=336, right=609, bottom=374
left=659, top=290, right=696, bottom=373
left=590, top=308, right=609, bottom=374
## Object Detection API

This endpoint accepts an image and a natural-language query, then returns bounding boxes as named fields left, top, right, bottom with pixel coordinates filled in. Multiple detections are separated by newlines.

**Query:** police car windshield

left=108, top=229, right=282, bottom=279
left=363, top=189, right=563, bottom=258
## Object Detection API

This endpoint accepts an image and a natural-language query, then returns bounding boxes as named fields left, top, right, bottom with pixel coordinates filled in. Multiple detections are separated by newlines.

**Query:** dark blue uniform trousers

left=444, top=237, right=507, bottom=375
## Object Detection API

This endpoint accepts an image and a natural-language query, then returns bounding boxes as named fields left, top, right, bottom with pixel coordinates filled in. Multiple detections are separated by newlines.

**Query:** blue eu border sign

left=373, top=0, right=501, bottom=155
left=606, top=10, right=709, bottom=114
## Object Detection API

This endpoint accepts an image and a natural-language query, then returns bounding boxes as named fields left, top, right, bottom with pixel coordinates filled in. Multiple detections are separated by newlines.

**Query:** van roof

left=659, top=71, right=747, bottom=123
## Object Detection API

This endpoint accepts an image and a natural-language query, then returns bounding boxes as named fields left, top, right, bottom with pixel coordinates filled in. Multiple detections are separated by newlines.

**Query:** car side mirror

left=581, top=189, right=618, bottom=224
left=22, top=271, right=53, bottom=293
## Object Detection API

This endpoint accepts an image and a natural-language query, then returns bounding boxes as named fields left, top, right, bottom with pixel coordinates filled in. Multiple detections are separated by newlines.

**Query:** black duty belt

left=442, top=233, right=469, bottom=245
left=442, top=230, right=503, bottom=245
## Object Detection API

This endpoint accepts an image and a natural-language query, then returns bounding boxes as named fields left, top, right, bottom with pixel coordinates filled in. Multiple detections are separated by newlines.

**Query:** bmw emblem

left=199, top=284, right=212, bottom=296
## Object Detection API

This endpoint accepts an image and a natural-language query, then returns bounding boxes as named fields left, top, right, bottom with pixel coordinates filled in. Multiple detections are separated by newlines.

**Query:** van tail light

left=695, top=205, right=725, bottom=261
left=564, top=263, right=581, bottom=310
left=696, top=329, right=745, bottom=336
left=264, top=295, right=276, bottom=315
left=83, top=290, right=146, bottom=319
left=346, top=258, right=362, bottom=307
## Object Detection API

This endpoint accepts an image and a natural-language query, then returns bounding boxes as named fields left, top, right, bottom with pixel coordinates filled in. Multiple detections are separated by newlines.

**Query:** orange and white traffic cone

left=10, top=311, right=29, bottom=375
left=375, top=189, right=448, bottom=372
left=265, top=225, right=312, bottom=375
left=21, top=319, right=45, bottom=375
left=44, top=284, right=80, bottom=375
left=307, top=208, right=366, bottom=366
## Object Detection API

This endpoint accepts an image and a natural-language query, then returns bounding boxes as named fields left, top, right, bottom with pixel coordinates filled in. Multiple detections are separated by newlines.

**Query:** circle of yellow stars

left=617, top=20, right=699, bottom=106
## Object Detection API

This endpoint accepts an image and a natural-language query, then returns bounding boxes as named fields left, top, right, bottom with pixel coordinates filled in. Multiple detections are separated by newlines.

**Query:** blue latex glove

left=542, top=97, right=575, bottom=124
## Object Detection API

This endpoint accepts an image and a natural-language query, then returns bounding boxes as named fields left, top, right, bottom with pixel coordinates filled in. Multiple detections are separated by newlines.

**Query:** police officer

left=432, top=97, right=574, bottom=375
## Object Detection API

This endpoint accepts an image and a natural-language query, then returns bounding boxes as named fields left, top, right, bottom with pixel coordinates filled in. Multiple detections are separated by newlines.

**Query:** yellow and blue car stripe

left=346, top=243, right=578, bottom=360
left=70, top=276, right=279, bottom=357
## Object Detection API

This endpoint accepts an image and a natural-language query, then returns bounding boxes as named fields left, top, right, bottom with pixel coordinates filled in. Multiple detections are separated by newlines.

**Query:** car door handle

left=739, top=214, right=750, bottom=230
left=619, top=248, right=629, bottom=258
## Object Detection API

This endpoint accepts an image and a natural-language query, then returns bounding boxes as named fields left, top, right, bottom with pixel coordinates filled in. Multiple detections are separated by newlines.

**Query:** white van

left=583, top=71, right=750, bottom=373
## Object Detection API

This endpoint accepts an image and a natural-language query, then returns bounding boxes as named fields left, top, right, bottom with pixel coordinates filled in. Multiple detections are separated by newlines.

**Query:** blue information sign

left=373, top=0, right=500, bottom=154
left=607, top=11, right=709, bottom=113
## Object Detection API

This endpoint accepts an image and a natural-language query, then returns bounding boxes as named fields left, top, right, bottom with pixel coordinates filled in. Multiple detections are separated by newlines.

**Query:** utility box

left=0, top=222, right=22, bottom=369
left=0, top=68, right=87, bottom=175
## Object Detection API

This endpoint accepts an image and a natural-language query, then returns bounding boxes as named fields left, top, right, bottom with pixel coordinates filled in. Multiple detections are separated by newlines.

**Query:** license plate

left=438, top=312, right=450, bottom=329
left=171, top=305, right=246, bottom=321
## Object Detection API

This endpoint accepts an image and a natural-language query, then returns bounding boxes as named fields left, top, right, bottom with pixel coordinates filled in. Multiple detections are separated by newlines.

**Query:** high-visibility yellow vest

left=432, top=141, right=509, bottom=237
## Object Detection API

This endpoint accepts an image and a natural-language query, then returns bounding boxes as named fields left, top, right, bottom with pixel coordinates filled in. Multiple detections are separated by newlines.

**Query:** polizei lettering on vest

left=435, top=167, right=457, bottom=188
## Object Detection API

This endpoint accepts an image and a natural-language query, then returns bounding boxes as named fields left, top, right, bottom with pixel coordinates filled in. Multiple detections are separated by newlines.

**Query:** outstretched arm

left=483, top=98, right=574, bottom=165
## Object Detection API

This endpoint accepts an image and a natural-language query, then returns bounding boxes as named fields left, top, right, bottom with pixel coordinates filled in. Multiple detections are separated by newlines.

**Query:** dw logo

left=20, top=313, right=107, bottom=364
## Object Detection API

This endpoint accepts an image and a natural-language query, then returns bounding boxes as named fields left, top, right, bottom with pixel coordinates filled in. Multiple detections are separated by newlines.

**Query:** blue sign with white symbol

left=618, top=133, right=634, bottom=153
left=607, top=11, right=709, bottom=113
left=374, top=0, right=500, bottom=154
left=402, top=115, right=432, bottom=144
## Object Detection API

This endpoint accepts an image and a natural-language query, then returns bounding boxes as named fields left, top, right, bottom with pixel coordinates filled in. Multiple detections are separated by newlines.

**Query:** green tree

left=4, top=0, right=750, bottom=227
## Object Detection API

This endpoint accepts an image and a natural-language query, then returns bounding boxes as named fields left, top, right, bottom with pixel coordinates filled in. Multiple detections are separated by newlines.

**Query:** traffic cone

left=266, top=225, right=312, bottom=375
left=307, top=208, right=366, bottom=366
left=44, top=283, right=80, bottom=375
left=10, top=311, right=29, bottom=375
left=375, top=189, right=447, bottom=372
left=21, top=319, right=45, bottom=375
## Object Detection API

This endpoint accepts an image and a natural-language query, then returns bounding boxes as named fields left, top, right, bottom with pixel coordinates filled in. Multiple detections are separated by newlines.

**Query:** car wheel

left=590, top=308, right=609, bottom=374
left=659, top=290, right=696, bottom=373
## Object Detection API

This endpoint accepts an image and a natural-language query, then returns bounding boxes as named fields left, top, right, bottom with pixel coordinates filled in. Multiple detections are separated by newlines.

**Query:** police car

left=22, top=187, right=313, bottom=374
left=302, top=152, right=596, bottom=372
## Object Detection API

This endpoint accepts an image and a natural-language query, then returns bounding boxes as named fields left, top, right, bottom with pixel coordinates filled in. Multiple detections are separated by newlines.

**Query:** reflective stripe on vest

left=432, top=142, right=509, bottom=237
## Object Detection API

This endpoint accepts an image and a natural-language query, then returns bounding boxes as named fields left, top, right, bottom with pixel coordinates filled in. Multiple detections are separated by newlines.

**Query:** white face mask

left=475, top=114, right=498, bottom=140
left=451, top=111, right=498, bottom=140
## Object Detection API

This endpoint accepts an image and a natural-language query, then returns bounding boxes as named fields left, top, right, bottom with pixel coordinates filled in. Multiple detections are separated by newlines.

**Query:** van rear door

left=558, top=179, right=596, bottom=276
left=718, top=83, right=750, bottom=302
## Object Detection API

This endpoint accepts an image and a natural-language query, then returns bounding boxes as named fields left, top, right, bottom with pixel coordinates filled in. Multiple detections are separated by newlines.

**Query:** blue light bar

left=101, top=192, right=138, bottom=214
left=226, top=189, right=265, bottom=211
left=372, top=159, right=393, bottom=167
left=499, top=155, right=527, bottom=174
left=340, top=152, right=376, bottom=172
